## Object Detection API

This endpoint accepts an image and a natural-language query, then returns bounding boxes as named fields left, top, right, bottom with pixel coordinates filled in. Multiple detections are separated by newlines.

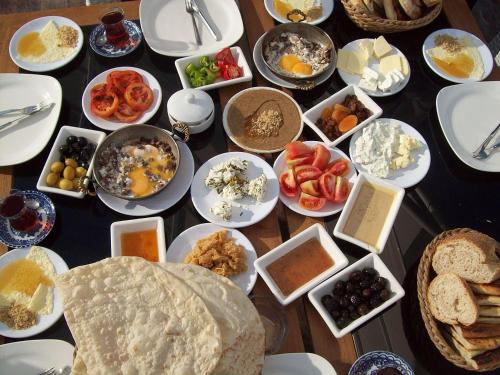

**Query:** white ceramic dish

left=308, top=253, right=405, bottom=338
left=175, top=46, right=252, bottom=91
left=264, top=0, right=334, bottom=26
left=0, top=73, right=62, bottom=167
left=0, top=247, right=69, bottom=339
left=8, top=16, right=84, bottom=72
left=97, top=141, right=194, bottom=216
left=36, top=126, right=106, bottom=198
left=110, top=216, right=167, bottom=262
left=191, top=151, right=280, bottom=228
left=302, top=85, right=383, bottom=147
left=333, top=173, right=404, bottom=254
left=82, top=66, right=162, bottom=131
left=139, top=0, right=244, bottom=57
left=166, top=223, right=258, bottom=295
left=263, top=352, right=337, bottom=375
left=436, top=81, right=500, bottom=172
left=254, top=223, right=348, bottom=305
left=338, top=39, right=411, bottom=97
left=348, top=118, right=431, bottom=188
left=422, top=28, right=493, bottom=83
left=253, top=33, right=336, bottom=89
left=273, top=141, right=357, bottom=217
left=0, top=339, right=74, bottom=375
left=222, top=87, right=303, bottom=153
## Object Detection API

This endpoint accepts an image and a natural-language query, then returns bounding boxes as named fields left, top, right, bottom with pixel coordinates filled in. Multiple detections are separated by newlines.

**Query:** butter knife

left=191, top=0, right=219, bottom=41
left=0, top=102, right=53, bottom=131
left=472, top=123, right=500, bottom=158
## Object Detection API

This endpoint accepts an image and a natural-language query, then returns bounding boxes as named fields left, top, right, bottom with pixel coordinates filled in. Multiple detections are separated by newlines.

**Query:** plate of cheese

left=0, top=246, right=68, bottom=338
left=337, top=37, right=410, bottom=97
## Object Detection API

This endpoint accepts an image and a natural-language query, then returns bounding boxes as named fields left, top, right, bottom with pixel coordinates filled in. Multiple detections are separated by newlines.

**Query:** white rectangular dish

left=308, top=253, right=405, bottom=338
left=254, top=223, right=349, bottom=305
left=110, top=217, right=166, bottom=263
left=302, top=85, right=382, bottom=147
left=36, top=126, right=105, bottom=198
left=175, top=46, right=252, bottom=91
left=333, top=173, right=404, bottom=254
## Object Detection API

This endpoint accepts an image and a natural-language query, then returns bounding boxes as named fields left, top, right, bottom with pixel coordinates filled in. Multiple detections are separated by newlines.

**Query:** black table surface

left=7, top=4, right=500, bottom=375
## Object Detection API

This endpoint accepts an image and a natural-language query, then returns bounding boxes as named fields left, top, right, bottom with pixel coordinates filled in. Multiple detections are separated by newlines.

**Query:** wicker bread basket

left=417, top=228, right=500, bottom=372
left=341, top=0, right=442, bottom=33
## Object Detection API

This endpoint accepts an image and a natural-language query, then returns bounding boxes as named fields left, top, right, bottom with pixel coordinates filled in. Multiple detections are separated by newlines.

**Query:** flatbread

left=56, top=257, right=222, bottom=375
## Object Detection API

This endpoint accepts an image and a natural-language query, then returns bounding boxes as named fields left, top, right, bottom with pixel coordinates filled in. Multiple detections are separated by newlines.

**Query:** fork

left=473, top=142, right=500, bottom=160
left=190, top=0, right=218, bottom=41
left=185, top=0, right=202, bottom=45
left=472, top=123, right=500, bottom=159
left=37, top=367, right=56, bottom=375
left=0, top=102, right=46, bottom=117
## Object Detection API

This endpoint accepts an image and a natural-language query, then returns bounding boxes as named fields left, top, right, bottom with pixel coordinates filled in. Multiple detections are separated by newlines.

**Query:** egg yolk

left=279, top=54, right=302, bottom=72
left=291, top=62, right=313, bottom=75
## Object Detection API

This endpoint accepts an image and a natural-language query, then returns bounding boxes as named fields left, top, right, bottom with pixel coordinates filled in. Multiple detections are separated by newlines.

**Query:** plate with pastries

left=417, top=228, right=500, bottom=372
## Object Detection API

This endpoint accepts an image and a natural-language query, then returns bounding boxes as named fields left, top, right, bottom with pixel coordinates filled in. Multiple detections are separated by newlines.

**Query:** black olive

left=375, top=276, right=387, bottom=287
left=71, top=142, right=81, bottom=152
left=79, top=161, right=89, bottom=169
left=339, top=297, right=350, bottom=308
left=379, top=289, right=391, bottom=301
left=340, top=309, right=350, bottom=319
left=67, top=136, right=77, bottom=144
left=362, top=267, right=378, bottom=279
left=347, top=304, right=356, bottom=313
left=333, top=280, right=346, bottom=295
left=345, top=281, right=355, bottom=293
left=359, top=279, right=371, bottom=289
left=370, top=296, right=382, bottom=308
left=80, top=150, right=91, bottom=162
left=362, top=288, right=372, bottom=299
left=70, top=152, right=80, bottom=161
left=85, top=143, right=96, bottom=153
left=350, top=311, right=361, bottom=320
left=330, top=309, right=340, bottom=319
left=357, top=304, right=370, bottom=316
left=349, top=270, right=362, bottom=282
left=59, top=144, right=69, bottom=155
left=371, top=282, right=384, bottom=292
left=321, top=295, right=336, bottom=311
left=59, top=154, right=66, bottom=162
left=336, top=317, right=348, bottom=329
left=350, top=294, right=362, bottom=306
left=77, top=137, right=87, bottom=147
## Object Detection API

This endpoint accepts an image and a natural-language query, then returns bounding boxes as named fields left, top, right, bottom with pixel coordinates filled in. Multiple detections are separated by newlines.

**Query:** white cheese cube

left=362, top=66, right=379, bottom=82
left=378, top=75, right=393, bottom=92
left=400, top=56, right=409, bottom=76
left=359, top=78, right=378, bottom=92
left=373, top=36, right=392, bottom=58
left=391, top=69, right=405, bottom=82
left=379, top=55, right=402, bottom=75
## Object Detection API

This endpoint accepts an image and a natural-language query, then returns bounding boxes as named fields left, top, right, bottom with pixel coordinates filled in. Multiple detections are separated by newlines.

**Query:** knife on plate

left=472, top=123, right=500, bottom=158
left=0, top=102, right=54, bottom=131
left=191, top=0, right=219, bottom=41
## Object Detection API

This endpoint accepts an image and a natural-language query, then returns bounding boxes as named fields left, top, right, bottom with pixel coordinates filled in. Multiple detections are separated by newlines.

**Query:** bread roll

left=398, top=0, right=423, bottom=19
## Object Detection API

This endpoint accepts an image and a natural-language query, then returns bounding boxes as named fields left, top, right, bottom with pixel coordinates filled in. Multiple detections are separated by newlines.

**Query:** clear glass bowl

left=251, top=295, right=288, bottom=355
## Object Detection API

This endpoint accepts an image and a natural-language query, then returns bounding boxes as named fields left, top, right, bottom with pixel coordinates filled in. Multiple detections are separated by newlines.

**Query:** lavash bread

left=56, top=257, right=223, bottom=375
left=432, top=230, right=500, bottom=284
left=427, top=273, right=479, bottom=326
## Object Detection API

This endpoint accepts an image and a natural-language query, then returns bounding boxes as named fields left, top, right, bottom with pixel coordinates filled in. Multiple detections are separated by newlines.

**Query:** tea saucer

left=89, top=20, right=142, bottom=58
left=0, top=191, right=56, bottom=248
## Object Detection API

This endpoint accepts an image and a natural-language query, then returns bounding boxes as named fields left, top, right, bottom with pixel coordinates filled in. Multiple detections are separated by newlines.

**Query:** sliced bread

left=479, top=306, right=500, bottom=317
left=470, top=280, right=500, bottom=296
left=450, top=325, right=500, bottom=350
left=432, top=231, right=500, bottom=283
left=427, top=273, right=478, bottom=326
left=459, top=323, right=500, bottom=339
left=477, top=295, right=500, bottom=306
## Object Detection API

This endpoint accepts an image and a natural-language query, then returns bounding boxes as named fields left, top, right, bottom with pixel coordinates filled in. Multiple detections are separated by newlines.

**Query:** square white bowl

left=308, top=253, right=405, bottom=338
left=333, top=173, right=404, bottom=254
left=302, top=85, right=383, bottom=147
left=254, top=223, right=349, bottom=306
left=174, top=46, right=253, bottom=91
left=36, top=126, right=106, bottom=198
left=110, top=217, right=167, bottom=263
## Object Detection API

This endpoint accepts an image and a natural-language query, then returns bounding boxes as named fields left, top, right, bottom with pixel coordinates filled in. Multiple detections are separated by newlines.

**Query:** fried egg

left=278, top=54, right=313, bottom=76
left=274, top=0, right=322, bottom=21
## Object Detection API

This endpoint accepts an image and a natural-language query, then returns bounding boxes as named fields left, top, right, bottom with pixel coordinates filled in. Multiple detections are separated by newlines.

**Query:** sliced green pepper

left=208, top=61, right=220, bottom=75
left=199, top=56, right=211, bottom=67
left=185, top=63, right=197, bottom=75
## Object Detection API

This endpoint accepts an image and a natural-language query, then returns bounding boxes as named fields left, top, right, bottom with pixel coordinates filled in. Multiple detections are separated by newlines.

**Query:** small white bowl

left=302, top=85, right=382, bottom=147
left=36, top=126, right=106, bottom=198
left=334, top=173, right=404, bottom=254
left=254, top=223, right=348, bottom=305
left=308, top=253, right=405, bottom=338
left=174, top=46, right=253, bottom=91
left=110, top=217, right=166, bottom=262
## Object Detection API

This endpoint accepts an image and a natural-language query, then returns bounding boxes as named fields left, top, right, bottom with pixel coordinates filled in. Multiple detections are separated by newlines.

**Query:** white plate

left=191, top=152, right=279, bottom=228
left=263, top=0, right=334, bottom=26
left=175, top=46, right=253, bottom=91
left=139, top=0, right=244, bottom=57
left=8, top=16, right=83, bottom=72
left=97, top=141, right=194, bottom=216
left=263, top=352, right=337, bottom=375
left=422, top=28, right=493, bottom=83
left=273, top=141, right=357, bottom=217
left=338, top=39, right=410, bottom=97
left=348, top=118, right=431, bottom=188
left=0, top=339, right=74, bottom=375
left=0, top=74, right=62, bottom=167
left=166, top=223, right=257, bottom=294
left=253, top=33, right=336, bottom=89
left=82, top=67, right=162, bottom=131
left=436, top=81, right=500, bottom=172
left=0, top=247, right=69, bottom=339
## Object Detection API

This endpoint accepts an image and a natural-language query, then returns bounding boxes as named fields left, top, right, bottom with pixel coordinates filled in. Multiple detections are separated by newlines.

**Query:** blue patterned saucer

left=89, top=20, right=142, bottom=58
left=0, top=190, right=56, bottom=248
left=349, top=351, right=414, bottom=375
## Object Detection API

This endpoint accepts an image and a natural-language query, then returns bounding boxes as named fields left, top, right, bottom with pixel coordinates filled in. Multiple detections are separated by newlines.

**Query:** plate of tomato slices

left=82, top=67, right=161, bottom=131
left=273, top=141, right=357, bottom=217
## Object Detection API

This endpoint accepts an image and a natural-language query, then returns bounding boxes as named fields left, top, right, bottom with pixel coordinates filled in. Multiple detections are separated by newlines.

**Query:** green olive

left=58, top=178, right=74, bottom=191
left=50, top=161, right=65, bottom=173
left=65, top=158, right=78, bottom=168
left=75, top=167, right=87, bottom=178
left=46, top=172, right=59, bottom=186
left=72, top=178, right=81, bottom=191
left=63, top=166, right=75, bottom=180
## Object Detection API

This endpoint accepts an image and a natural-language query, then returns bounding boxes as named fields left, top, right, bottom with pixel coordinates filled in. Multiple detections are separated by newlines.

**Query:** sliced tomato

left=299, top=192, right=326, bottom=211
left=326, top=159, right=351, bottom=176
left=114, top=100, right=142, bottom=123
left=215, top=48, right=236, bottom=65
left=295, top=165, right=322, bottom=185
left=300, top=179, right=321, bottom=197
left=333, top=176, right=350, bottom=203
left=279, top=169, right=297, bottom=197
left=311, top=144, right=331, bottom=170
left=90, top=83, right=108, bottom=98
left=286, top=154, right=314, bottom=168
left=222, top=64, right=242, bottom=80
left=90, top=91, right=119, bottom=118
left=319, top=173, right=336, bottom=201
left=124, top=82, right=154, bottom=111
left=285, top=141, right=312, bottom=160
left=107, top=70, right=143, bottom=95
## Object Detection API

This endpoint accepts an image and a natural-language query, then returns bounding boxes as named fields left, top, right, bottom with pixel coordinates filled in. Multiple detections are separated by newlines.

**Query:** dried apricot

left=338, top=114, right=358, bottom=133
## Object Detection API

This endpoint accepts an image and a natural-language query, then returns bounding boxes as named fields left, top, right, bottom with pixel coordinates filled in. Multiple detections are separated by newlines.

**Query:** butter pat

left=28, top=284, right=53, bottom=315
left=358, top=39, right=374, bottom=59
left=400, top=56, right=409, bottom=76
left=373, top=36, right=392, bottom=58
left=380, top=55, right=402, bottom=75
left=337, top=48, right=368, bottom=75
